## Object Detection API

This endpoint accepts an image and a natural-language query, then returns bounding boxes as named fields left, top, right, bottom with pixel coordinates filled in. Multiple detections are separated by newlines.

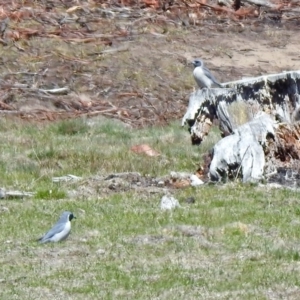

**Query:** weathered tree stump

left=182, top=71, right=300, bottom=183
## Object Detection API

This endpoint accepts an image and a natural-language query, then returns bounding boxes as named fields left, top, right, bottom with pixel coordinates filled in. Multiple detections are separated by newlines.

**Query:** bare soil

left=0, top=1, right=299, bottom=127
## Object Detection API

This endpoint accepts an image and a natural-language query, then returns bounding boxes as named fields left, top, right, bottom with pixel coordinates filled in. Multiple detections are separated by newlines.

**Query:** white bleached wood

left=183, top=71, right=300, bottom=183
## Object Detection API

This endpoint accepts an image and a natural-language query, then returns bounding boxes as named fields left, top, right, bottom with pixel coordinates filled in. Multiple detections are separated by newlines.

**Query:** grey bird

left=38, top=211, right=76, bottom=243
left=192, top=59, right=222, bottom=89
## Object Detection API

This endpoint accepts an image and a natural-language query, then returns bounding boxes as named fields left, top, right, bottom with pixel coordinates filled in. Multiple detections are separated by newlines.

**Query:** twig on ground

left=0, top=110, right=21, bottom=115
left=88, top=45, right=129, bottom=56
left=0, top=82, right=70, bottom=96
left=4, top=72, right=38, bottom=76
left=39, top=87, right=70, bottom=95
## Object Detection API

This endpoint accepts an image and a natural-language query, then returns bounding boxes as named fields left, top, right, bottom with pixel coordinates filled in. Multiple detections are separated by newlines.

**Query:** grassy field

left=1, top=117, right=300, bottom=299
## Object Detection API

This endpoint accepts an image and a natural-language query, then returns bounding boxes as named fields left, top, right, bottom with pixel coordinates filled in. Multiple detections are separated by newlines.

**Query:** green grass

left=0, top=117, right=300, bottom=299
left=0, top=116, right=205, bottom=187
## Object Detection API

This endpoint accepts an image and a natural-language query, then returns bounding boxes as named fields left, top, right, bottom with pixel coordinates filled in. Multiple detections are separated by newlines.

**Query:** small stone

left=0, top=188, right=6, bottom=199
left=185, top=197, right=195, bottom=204
left=96, top=248, right=106, bottom=255
left=0, top=206, right=9, bottom=213
left=108, top=184, right=116, bottom=190
left=157, top=181, right=165, bottom=187
left=160, top=195, right=180, bottom=210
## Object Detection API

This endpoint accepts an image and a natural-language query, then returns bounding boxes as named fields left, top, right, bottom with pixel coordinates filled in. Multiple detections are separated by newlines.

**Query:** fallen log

left=182, top=70, right=300, bottom=183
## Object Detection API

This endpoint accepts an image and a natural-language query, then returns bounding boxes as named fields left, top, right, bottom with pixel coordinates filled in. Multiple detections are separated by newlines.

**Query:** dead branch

left=88, top=45, right=129, bottom=56
left=4, top=72, right=38, bottom=76
left=0, top=110, right=20, bottom=114
left=39, top=87, right=70, bottom=95
left=0, top=82, right=70, bottom=96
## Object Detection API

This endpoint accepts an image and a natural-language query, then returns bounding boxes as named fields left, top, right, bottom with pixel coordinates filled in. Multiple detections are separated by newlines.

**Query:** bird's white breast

left=51, top=220, right=71, bottom=242
left=193, top=67, right=213, bottom=88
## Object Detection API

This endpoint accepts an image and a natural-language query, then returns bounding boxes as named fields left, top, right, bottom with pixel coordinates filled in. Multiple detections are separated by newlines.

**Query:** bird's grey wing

left=38, top=222, right=66, bottom=243
left=203, top=66, right=222, bottom=87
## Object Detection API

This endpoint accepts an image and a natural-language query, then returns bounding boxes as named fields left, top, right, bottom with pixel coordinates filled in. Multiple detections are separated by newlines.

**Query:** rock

left=0, top=188, right=6, bottom=199
left=160, top=195, right=180, bottom=210
left=185, top=197, right=195, bottom=204
left=157, top=180, right=165, bottom=187
left=0, top=206, right=9, bottom=213
left=96, top=248, right=106, bottom=255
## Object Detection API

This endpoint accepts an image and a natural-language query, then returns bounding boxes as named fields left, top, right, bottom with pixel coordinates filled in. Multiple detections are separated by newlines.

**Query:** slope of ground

left=0, top=0, right=299, bottom=127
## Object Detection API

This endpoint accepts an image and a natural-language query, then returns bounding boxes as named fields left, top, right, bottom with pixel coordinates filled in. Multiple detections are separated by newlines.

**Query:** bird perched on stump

left=192, top=59, right=222, bottom=89
left=38, top=211, right=76, bottom=243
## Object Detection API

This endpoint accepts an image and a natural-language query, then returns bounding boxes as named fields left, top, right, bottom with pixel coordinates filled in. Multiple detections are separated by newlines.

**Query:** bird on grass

left=192, top=59, right=222, bottom=89
left=38, top=211, right=76, bottom=243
